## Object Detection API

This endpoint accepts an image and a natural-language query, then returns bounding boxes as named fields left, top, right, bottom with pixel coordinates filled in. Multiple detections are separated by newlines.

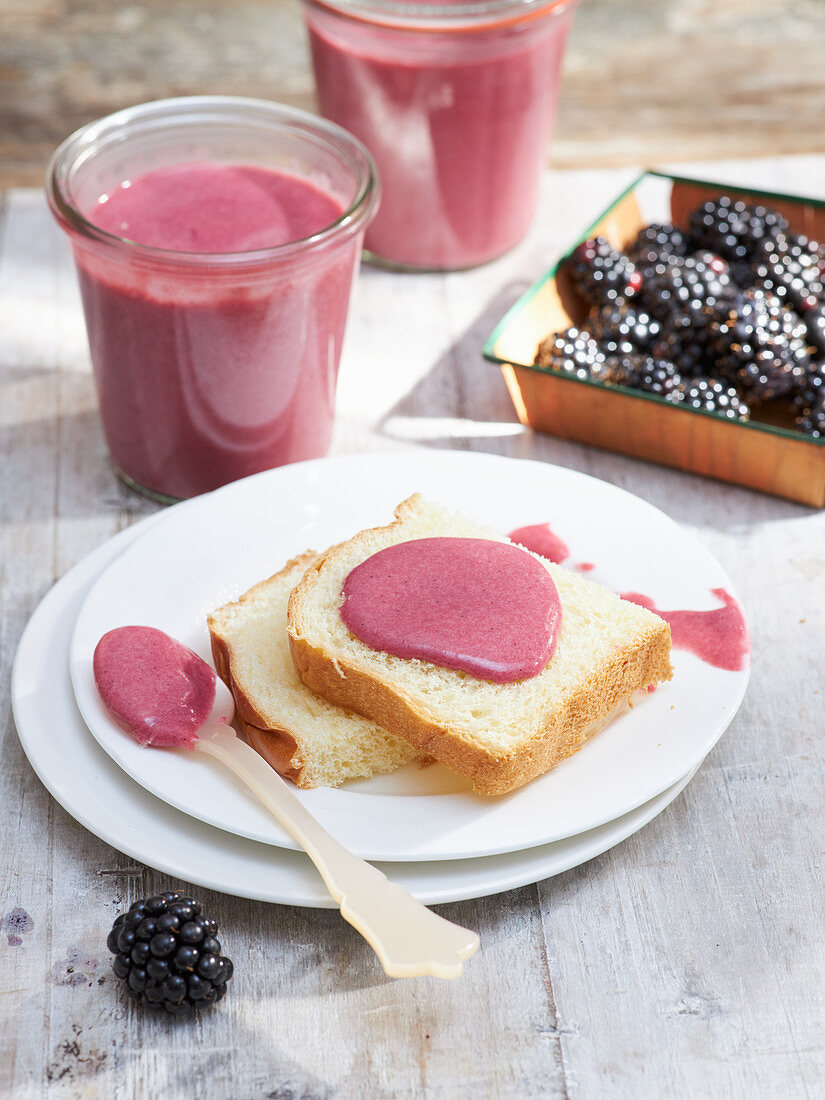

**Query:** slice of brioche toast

left=207, top=553, right=422, bottom=789
left=287, top=496, right=673, bottom=796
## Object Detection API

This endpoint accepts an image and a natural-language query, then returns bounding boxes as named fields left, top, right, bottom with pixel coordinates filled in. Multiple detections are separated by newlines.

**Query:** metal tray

left=483, top=171, right=825, bottom=507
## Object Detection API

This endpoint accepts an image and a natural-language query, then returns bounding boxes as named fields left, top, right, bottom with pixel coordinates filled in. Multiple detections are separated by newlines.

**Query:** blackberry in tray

left=585, top=303, right=662, bottom=356
left=710, top=288, right=810, bottom=401
left=649, top=302, right=723, bottom=378
left=748, top=233, right=824, bottom=315
left=793, top=358, right=825, bottom=415
left=796, top=393, right=825, bottom=439
left=687, top=196, right=788, bottom=262
left=668, top=378, right=751, bottom=421
left=625, top=223, right=689, bottom=267
left=551, top=195, right=825, bottom=429
left=534, top=326, right=606, bottom=379
left=806, top=304, right=825, bottom=355
left=601, top=355, right=682, bottom=397
left=566, top=236, right=641, bottom=308
left=638, top=253, right=735, bottom=322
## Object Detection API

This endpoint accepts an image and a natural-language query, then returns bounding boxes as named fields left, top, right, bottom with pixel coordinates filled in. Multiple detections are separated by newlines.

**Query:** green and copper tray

left=483, top=171, right=825, bottom=507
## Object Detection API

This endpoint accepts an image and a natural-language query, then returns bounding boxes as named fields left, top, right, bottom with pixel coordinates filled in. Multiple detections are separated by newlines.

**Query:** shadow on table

left=373, top=283, right=816, bottom=531
left=0, top=363, right=156, bottom=522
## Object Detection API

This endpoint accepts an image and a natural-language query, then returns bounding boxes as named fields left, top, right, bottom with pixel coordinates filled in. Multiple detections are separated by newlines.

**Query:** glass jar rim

left=46, top=95, right=380, bottom=269
left=302, top=0, right=575, bottom=31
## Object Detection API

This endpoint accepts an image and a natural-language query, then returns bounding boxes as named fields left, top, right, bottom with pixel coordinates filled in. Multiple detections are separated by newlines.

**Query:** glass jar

left=303, top=0, right=578, bottom=271
left=47, top=96, right=379, bottom=501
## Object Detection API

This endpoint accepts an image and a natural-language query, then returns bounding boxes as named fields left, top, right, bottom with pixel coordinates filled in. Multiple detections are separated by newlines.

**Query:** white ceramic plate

left=12, top=515, right=697, bottom=906
left=68, top=451, right=748, bottom=861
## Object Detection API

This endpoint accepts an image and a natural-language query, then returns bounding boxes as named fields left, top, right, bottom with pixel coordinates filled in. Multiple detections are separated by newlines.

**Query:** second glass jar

left=303, top=0, right=579, bottom=271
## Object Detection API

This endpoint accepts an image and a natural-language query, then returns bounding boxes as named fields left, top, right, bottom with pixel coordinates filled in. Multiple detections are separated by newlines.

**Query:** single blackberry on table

left=585, top=302, right=662, bottom=356
left=565, top=237, right=641, bottom=307
left=639, top=253, right=735, bottom=322
left=107, top=892, right=233, bottom=1014
left=624, top=223, right=689, bottom=266
left=710, top=288, right=810, bottom=401
left=687, top=195, right=788, bottom=263
left=600, top=355, right=682, bottom=397
left=668, top=377, right=751, bottom=421
left=534, top=326, right=606, bottom=379
left=749, top=233, right=824, bottom=314
left=796, top=393, right=825, bottom=439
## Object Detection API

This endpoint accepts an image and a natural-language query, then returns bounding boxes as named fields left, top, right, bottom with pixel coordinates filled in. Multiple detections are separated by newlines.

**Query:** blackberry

left=625, top=223, right=689, bottom=266
left=806, top=304, right=825, bottom=355
left=710, top=288, right=810, bottom=400
left=668, top=378, right=751, bottom=421
left=691, top=250, right=732, bottom=278
left=749, top=233, right=824, bottom=314
left=792, top=358, right=825, bottom=415
left=729, top=259, right=756, bottom=289
left=601, top=355, right=682, bottom=397
left=688, top=195, right=788, bottom=263
left=585, top=302, right=662, bottom=356
left=534, top=327, right=606, bottom=379
left=650, top=299, right=729, bottom=378
left=796, top=393, right=825, bottom=439
left=639, top=253, right=735, bottom=322
left=565, top=237, right=641, bottom=307
left=107, top=893, right=233, bottom=1014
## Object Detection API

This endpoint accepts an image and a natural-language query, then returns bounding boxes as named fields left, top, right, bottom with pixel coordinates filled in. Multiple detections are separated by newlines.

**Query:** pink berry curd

left=621, top=589, right=751, bottom=673
left=93, top=626, right=216, bottom=748
left=515, top=518, right=751, bottom=672
left=509, top=523, right=570, bottom=564
left=340, top=537, right=562, bottom=682
left=73, top=162, right=360, bottom=499
left=304, top=0, right=575, bottom=269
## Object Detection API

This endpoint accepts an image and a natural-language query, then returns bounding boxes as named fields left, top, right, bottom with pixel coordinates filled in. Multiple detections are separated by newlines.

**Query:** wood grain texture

left=1, top=158, right=824, bottom=1097
left=2, top=0, right=825, bottom=185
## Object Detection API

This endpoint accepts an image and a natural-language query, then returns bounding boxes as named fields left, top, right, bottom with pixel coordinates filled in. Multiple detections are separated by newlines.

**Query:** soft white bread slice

left=287, top=496, right=673, bottom=796
left=207, top=553, right=422, bottom=789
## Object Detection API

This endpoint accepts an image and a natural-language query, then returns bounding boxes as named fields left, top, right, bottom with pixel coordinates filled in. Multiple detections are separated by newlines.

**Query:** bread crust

left=209, top=550, right=423, bottom=789
left=289, top=621, right=672, bottom=795
left=287, top=496, right=674, bottom=796
left=208, top=553, right=316, bottom=787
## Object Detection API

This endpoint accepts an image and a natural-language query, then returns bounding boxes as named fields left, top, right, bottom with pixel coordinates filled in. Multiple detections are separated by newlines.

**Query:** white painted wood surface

left=2, top=158, right=824, bottom=1098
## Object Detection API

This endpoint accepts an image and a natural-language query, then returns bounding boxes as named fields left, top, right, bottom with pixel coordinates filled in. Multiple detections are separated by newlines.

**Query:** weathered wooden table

left=2, top=156, right=824, bottom=1099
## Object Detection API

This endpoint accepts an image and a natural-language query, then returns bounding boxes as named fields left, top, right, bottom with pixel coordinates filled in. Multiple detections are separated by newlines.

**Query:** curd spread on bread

left=621, top=589, right=750, bottom=672
left=340, top=538, right=562, bottom=683
left=93, top=626, right=215, bottom=747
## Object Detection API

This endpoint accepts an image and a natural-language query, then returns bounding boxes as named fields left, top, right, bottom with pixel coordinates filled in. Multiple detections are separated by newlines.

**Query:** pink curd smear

left=93, top=626, right=216, bottom=748
left=340, top=537, right=562, bottom=683
left=621, top=588, right=751, bottom=672
left=509, top=523, right=570, bottom=564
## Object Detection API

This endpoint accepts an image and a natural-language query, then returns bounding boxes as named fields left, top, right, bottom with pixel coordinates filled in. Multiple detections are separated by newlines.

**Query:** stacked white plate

left=12, top=451, right=749, bottom=906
